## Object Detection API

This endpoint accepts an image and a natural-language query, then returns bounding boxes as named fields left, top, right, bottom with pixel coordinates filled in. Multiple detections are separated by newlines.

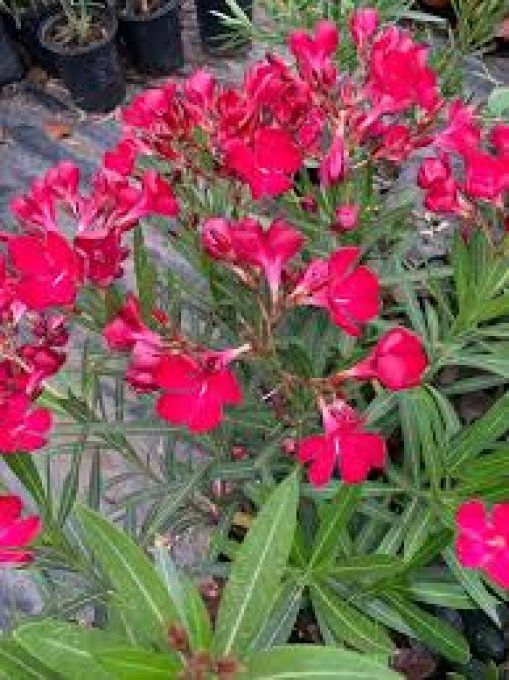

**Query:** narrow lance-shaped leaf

left=0, top=639, right=59, bottom=680
left=154, top=544, right=212, bottom=651
left=241, top=645, right=401, bottom=679
left=97, top=648, right=181, bottom=679
left=319, top=554, right=404, bottom=582
left=311, top=580, right=394, bottom=655
left=14, top=620, right=125, bottom=680
left=308, top=484, right=360, bottom=571
left=382, top=591, right=471, bottom=663
left=447, top=392, right=509, bottom=472
left=75, top=504, right=180, bottom=648
left=213, top=470, right=299, bottom=657
left=249, top=579, right=304, bottom=651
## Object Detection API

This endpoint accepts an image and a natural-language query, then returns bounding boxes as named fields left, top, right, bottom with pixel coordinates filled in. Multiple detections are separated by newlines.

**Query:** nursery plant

left=0, top=7, right=509, bottom=677
left=35, top=0, right=125, bottom=111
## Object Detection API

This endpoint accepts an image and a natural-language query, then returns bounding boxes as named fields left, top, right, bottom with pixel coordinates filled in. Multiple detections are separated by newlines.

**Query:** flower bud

left=350, top=8, right=379, bottom=49
left=333, top=203, right=359, bottom=232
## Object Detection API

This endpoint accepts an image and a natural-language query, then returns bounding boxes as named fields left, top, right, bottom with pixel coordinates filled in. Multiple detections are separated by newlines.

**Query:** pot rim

left=38, top=10, right=118, bottom=55
left=120, top=0, right=180, bottom=22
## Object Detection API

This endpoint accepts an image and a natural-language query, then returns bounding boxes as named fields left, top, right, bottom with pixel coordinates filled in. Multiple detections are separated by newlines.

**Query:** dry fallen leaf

left=43, top=121, right=73, bottom=140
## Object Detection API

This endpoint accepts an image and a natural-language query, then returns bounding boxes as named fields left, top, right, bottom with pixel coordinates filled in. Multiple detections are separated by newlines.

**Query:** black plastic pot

left=0, top=14, right=25, bottom=86
left=17, top=4, right=60, bottom=72
left=195, top=0, right=252, bottom=52
left=39, top=12, right=125, bottom=112
left=120, top=0, right=183, bottom=74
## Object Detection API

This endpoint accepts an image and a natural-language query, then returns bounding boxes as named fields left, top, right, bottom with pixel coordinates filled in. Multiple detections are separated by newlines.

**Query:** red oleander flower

left=0, top=393, right=52, bottom=453
left=155, top=351, right=242, bottom=433
left=350, top=7, right=379, bottom=50
left=289, top=20, right=338, bottom=86
left=455, top=500, right=509, bottom=589
left=103, top=294, right=163, bottom=392
left=245, top=56, right=314, bottom=136
left=434, top=100, right=481, bottom=156
left=9, top=231, right=82, bottom=310
left=224, top=127, right=302, bottom=198
left=202, top=217, right=237, bottom=262
left=292, top=247, right=379, bottom=336
left=10, top=180, right=57, bottom=231
left=74, top=227, right=129, bottom=287
left=44, top=161, right=80, bottom=208
left=19, top=344, right=66, bottom=395
left=417, top=154, right=461, bottom=214
left=491, top=124, right=509, bottom=156
left=103, top=294, right=161, bottom=352
left=122, top=83, right=176, bottom=128
left=298, top=399, right=386, bottom=486
left=367, top=26, right=440, bottom=114
left=103, top=139, right=138, bottom=178
left=320, top=135, right=349, bottom=187
left=378, top=124, right=415, bottom=162
left=139, top=170, right=180, bottom=218
left=185, top=69, right=216, bottom=108
left=202, top=217, right=303, bottom=301
left=463, top=149, right=508, bottom=204
left=230, top=218, right=303, bottom=302
left=0, top=495, right=42, bottom=566
left=346, top=327, right=428, bottom=390
left=333, top=204, right=359, bottom=232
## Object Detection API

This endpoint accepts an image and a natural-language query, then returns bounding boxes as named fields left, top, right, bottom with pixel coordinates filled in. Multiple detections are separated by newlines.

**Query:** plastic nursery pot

left=38, top=12, right=125, bottom=112
left=195, top=0, right=252, bottom=53
left=119, top=0, right=184, bottom=75
left=0, top=15, right=25, bottom=86
left=16, top=3, right=61, bottom=73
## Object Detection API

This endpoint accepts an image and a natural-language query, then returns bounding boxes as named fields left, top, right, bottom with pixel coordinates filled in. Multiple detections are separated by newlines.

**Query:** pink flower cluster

left=102, top=294, right=244, bottom=433
left=114, top=11, right=443, bottom=212
left=418, top=102, right=509, bottom=215
left=1, top=159, right=178, bottom=455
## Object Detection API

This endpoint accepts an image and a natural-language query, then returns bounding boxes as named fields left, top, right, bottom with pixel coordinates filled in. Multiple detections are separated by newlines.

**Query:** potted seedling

left=38, top=0, right=125, bottom=111
left=0, top=7, right=25, bottom=85
left=119, top=0, right=183, bottom=74
left=195, top=0, right=252, bottom=52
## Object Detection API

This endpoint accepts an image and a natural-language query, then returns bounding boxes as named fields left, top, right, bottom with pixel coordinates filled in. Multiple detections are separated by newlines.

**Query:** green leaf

left=487, top=87, right=509, bottom=117
left=0, top=639, right=60, bottom=680
left=242, top=645, right=401, bottom=679
left=154, top=545, right=212, bottom=651
left=14, top=620, right=123, bottom=680
left=311, top=581, right=394, bottom=654
left=250, top=580, right=304, bottom=651
left=397, top=580, right=475, bottom=609
left=443, top=547, right=501, bottom=626
left=447, top=392, right=509, bottom=472
left=382, top=591, right=470, bottom=663
left=57, top=445, right=83, bottom=526
left=377, top=497, right=420, bottom=556
left=97, top=648, right=180, bottom=678
left=76, top=504, right=178, bottom=648
left=133, top=227, right=158, bottom=321
left=308, top=485, right=360, bottom=570
left=403, top=507, right=435, bottom=562
left=4, top=454, right=47, bottom=511
left=321, top=555, right=404, bottom=582
left=213, top=470, right=299, bottom=657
